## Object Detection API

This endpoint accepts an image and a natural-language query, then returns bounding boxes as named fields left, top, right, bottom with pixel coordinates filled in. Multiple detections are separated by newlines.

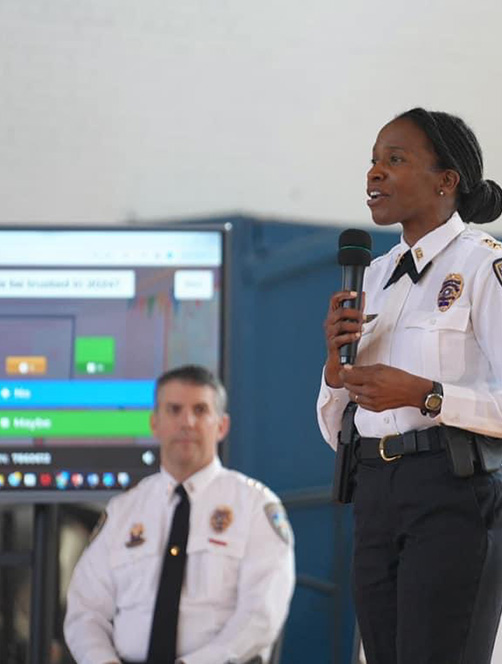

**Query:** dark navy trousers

left=352, top=449, right=502, bottom=664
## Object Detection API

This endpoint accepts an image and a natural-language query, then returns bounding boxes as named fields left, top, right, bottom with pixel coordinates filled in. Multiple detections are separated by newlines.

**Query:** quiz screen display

left=0, top=229, right=223, bottom=493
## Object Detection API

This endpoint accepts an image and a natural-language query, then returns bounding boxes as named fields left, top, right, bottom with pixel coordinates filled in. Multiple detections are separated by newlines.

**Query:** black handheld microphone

left=337, top=229, right=372, bottom=365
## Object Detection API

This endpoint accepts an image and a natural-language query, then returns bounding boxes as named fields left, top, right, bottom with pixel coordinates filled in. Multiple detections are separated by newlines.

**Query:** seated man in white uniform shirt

left=64, top=365, right=295, bottom=664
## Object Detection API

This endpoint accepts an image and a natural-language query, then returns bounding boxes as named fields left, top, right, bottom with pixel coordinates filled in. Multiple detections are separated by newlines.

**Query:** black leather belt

left=358, top=427, right=444, bottom=462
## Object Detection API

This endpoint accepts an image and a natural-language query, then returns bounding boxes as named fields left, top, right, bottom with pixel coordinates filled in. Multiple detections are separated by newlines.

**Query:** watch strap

left=420, top=381, right=443, bottom=417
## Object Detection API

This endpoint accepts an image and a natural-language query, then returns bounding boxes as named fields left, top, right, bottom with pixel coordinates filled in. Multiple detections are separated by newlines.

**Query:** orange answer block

left=5, top=356, right=47, bottom=375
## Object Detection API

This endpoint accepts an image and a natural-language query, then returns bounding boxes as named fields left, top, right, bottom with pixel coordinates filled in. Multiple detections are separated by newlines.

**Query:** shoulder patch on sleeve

left=88, top=511, right=108, bottom=545
left=264, top=502, right=292, bottom=545
left=493, top=258, right=502, bottom=287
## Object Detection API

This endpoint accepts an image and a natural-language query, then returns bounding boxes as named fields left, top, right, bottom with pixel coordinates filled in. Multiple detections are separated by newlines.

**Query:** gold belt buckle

left=379, top=435, right=402, bottom=462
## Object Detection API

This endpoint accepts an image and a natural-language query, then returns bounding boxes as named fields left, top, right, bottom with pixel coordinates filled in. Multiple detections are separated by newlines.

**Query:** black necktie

left=147, top=484, right=190, bottom=664
left=383, top=249, right=431, bottom=289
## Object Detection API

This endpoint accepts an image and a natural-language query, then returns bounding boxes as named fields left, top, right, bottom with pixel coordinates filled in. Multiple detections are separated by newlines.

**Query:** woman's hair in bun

left=397, top=108, right=502, bottom=223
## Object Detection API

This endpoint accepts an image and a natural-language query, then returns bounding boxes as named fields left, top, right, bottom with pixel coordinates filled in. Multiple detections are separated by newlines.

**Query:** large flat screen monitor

left=0, top=224, right=228, bottom=502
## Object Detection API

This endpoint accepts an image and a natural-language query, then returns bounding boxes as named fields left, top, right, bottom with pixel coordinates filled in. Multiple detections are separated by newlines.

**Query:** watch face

left=425, top=394, right=442, bottom=411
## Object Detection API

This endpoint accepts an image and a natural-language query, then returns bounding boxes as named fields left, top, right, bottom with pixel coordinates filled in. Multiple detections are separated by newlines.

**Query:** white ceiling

left=1, top=0, right=501, bottom=235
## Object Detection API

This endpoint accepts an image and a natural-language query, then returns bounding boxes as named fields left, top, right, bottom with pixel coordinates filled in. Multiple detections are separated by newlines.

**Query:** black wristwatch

left=421, top=381, right=443, bottom=417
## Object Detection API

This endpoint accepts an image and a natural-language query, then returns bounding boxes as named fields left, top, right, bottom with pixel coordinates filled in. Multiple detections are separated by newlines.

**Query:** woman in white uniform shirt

left=317, top=108, right=502, bottom=664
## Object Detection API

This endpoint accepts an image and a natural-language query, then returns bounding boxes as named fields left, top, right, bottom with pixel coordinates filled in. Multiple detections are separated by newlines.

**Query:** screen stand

left=28, top=504, right=59, bottom=664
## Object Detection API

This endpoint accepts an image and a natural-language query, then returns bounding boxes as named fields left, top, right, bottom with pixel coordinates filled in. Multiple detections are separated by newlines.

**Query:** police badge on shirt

left=437, top=273, right=464, bottom=311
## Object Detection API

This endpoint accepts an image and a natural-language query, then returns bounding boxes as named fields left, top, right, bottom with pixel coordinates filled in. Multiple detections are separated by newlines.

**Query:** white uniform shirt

left=64, top=457, right=295, bottom=664
left=317, top=213, right=502, bottom=447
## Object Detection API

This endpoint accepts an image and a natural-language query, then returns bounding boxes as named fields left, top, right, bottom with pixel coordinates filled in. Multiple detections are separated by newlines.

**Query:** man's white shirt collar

left=160, top=456, right=223, bottom=499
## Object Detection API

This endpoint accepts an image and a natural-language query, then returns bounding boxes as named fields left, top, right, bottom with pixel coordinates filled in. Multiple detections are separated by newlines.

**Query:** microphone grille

left=338, top=229, right=372, bottom=250
left=337, top=229, right=372, bottom=267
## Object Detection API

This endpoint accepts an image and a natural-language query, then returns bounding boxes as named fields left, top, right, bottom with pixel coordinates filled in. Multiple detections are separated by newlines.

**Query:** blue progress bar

left=0, top=380, right=155, bottom=408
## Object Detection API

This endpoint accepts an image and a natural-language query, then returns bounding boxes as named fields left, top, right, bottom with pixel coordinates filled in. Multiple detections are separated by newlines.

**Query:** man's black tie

left=383, top=249, right=431, bottom=289
left=147, top=484, right=190, bottom=664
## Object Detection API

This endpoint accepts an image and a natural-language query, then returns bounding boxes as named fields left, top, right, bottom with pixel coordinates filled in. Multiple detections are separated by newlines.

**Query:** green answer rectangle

left=0, top=411, right=151, bottom=437
left=74, top=337, right=116, bottom=374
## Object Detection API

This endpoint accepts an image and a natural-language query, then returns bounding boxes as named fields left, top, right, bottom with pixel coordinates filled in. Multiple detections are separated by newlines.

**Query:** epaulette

left=243, top=475, right=274, bottom=498
left=462, top=228, right=502, bottom=253
left=481, top=237, right=502, bottom=251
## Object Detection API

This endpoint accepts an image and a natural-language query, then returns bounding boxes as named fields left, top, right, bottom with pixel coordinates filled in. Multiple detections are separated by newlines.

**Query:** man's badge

left=264, top=503, right=291, bottom=545
left=89, top=511, right=108, bottom=545
left=210, top=506, right=233, bottom=533
left=437, top=273, right=464, bottom=312
left=493, top=259, right=502, bottom=287
left=125, top=523, right=145, bottom=548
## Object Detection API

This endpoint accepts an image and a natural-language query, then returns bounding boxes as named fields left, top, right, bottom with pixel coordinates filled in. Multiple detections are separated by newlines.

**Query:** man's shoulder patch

left=493, top=258, right=502, bottom=287
left=264, top=502, right=292, bottom=545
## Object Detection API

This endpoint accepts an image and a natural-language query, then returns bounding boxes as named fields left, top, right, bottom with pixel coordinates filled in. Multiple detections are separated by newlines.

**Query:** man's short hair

left=154, top=364, right=227, bottom=415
